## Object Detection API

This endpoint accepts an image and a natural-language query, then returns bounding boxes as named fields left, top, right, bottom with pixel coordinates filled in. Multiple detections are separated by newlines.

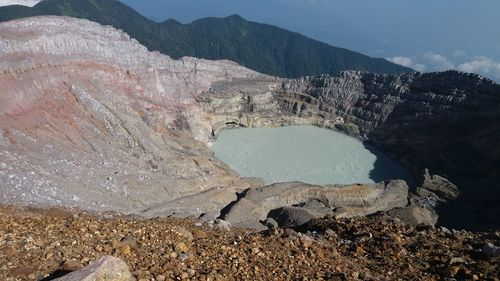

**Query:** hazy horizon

left=120, top=0, right=500, bottom=82
left=0, top=0, right=498, bottom=81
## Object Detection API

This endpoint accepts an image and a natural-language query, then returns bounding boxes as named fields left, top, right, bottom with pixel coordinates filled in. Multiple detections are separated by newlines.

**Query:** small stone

left=172, top=226, right=194, bottom=241
left=111, top=239, right=121, bottom=249
left=156, top=275, right=166, bottom=281
left=325, top=229, right=337, bottom=238
left=62, top=259, right=83, bottom=271
left=178, top=253, right=189, bottom=262
left=207, top=220, right=215, bottom=228
left=300, top=236, right=313, bottom=249
left=438, top=226, right=452, bottom=234
left=170, top=252, right=178, bottom=259
left=175, top=242, right=189, bottom=253
left=283, top=228, right=297, bottom=237
left=448, top=266, right=460, bottom=277
left=119, top=245, right=131, bottom=255
left=214, top=219, right=231, bottom=231
left=120, top=235, right=138, bottom=249
left=193, top=229, right=208, bottom=239
left=483, top=242, right=500, bottom=257
left=449, top=257, right=466, bottom=265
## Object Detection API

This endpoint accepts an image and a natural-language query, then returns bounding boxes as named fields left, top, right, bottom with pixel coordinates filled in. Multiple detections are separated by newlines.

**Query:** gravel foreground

left=0, top=205, right=498, bottom=281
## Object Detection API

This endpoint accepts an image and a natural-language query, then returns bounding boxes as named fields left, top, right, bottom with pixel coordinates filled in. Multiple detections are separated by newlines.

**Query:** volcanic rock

left=386, top=206, right=438, bottom=227
left=417, top=169, right=460, bottom=201
left=223, top=181, right=409, bottom=228
left=202, top=71, right=500, bottom=230
left=1, top=16, right=499, bottom=230
left=268, top=206, right=319, bottom=228
left=1, top=206, right=499, bottom=280
left=0, top=16, right=261, bottom=219
left=53, top=256, right=132, bottom=281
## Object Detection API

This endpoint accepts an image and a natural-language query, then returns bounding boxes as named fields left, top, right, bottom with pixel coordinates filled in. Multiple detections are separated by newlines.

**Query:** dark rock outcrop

left=268, top=207, right=320, bottom=228
left=387, top=206, right=438, bottom=227
left=417, top=169, right=460, bottom=201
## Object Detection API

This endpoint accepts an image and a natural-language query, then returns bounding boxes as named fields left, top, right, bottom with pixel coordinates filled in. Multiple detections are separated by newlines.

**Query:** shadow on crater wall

left=363, top=141, right=417, bottom=188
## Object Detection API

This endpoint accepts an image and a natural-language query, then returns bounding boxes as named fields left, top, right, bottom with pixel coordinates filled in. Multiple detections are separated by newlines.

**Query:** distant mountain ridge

left=0, top=0, right=413, bottom=78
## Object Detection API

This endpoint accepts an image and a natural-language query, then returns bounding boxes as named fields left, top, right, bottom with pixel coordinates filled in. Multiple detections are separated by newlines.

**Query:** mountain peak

left=225, top=14, right=245, bottom=20
left=0, top=0, right=412, bottom=77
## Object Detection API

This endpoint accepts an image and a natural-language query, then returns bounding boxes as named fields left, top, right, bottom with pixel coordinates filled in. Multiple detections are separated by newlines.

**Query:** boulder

left=223, top=180, right=409, bottom=228
left=262, top=217, right=279, bottom=229
left=53, top=256, right=132, bottom=281
left=387, top=207, right=438, bottom=227
left=268, top=207, right=319, bottom=228
left=417, top=169, right=460, bottom=201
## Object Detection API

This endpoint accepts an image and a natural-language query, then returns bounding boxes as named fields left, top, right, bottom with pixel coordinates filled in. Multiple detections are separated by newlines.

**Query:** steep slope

left=0, top=16, right=262, bottom=218
left=0, top=16, right=409, bottom=225
left=1, top=16, right=498, bottom=231
left=0, top=0, right=412, bottom=77
left=201, top=71, right=500, bottom=230
left=284, top=72, right=500, bottom=230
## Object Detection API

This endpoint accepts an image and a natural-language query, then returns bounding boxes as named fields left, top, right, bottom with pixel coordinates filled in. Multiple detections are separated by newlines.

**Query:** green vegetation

left=0, top=0, right=413, bottom=77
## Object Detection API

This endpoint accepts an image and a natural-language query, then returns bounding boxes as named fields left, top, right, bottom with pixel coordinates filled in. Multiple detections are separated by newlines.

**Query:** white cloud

left=412, top=64, right=427, bottom=72
left=387, top=56, right=413, bottom=67
left=0, top=0, right=40, bottom=7
left=387, top=56, right=427, bottom=72
left=457, top=56, right=500, bottom=78
left=386, top=52, right=500, bottom=82
left=422, top=52, right=455, bottom=70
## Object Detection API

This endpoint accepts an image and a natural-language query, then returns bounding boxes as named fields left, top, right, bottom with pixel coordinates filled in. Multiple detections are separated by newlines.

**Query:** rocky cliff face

left=201, top=71, right=500, bottom=230
left=1, top=16, right=499, bottom=230
left=0, top=16, right=264, bottom=218
left=285, top=72, right=500, bottom=230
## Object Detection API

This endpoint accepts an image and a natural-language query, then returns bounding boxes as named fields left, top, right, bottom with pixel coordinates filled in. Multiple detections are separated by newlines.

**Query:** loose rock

left=53, top=256, right=132, bottom=281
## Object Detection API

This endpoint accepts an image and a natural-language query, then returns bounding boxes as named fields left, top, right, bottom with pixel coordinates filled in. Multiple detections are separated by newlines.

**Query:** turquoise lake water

left=212, top=126, right=414, bottom=185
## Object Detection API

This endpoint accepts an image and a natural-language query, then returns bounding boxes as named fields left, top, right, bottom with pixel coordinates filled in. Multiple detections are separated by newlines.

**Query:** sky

left=1, top=0, right=499, bottom=81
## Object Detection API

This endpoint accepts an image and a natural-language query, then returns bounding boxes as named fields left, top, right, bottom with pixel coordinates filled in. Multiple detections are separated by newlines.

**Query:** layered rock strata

left=0, top=16, right=262, bottom=218
left=201, top=72, right=500, bottom=230
left=1, top=16, right=499, bottom=230
left=222, top=181, right=409, bottom=229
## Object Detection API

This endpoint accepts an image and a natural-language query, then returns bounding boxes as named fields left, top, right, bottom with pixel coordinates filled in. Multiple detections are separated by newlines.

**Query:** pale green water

left=212, top=126, right=414, bottom=185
